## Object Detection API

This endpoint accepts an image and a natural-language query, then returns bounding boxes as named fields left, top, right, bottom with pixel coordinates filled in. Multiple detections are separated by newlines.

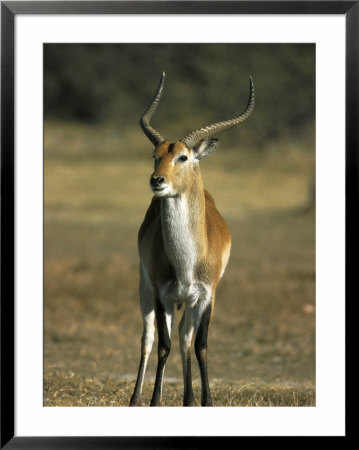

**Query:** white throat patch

left=160, top=195, right=199, bottom=304
left=161, top=196, right=196, bottom=280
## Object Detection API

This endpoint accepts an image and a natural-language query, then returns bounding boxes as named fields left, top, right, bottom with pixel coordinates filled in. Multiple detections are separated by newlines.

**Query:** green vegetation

left=44, top=44, right=315, bottom=149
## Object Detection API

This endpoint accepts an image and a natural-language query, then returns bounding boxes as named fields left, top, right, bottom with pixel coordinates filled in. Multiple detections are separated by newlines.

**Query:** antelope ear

left=193, top=138, right=220, bottom=161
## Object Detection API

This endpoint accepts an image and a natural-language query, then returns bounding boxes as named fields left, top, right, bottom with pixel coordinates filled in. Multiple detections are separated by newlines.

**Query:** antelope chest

left=158, top=197, right=209, bottom=306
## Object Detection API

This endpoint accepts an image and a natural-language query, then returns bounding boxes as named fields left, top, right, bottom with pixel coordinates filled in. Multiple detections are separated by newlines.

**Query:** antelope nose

left=150, top=176, right=165, bottom=187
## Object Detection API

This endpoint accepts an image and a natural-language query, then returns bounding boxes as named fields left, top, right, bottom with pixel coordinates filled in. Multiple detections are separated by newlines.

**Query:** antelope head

left=140, top=72, right=255, bottom=198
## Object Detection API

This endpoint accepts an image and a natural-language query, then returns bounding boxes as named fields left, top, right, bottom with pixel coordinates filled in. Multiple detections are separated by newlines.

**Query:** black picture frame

left=1, top=1, right=354, bottom=447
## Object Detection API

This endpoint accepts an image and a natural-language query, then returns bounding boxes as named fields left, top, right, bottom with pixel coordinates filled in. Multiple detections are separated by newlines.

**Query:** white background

left=15, top=14, right=345, bottom=436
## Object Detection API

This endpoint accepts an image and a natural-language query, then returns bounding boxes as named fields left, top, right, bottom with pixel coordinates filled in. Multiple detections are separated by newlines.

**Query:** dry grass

left=44, top=372, right=315, bottom=407
left=44, top=121, right=315, bottom=407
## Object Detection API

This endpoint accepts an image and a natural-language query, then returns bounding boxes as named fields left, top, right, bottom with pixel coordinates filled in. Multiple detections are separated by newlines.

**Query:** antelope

left=130, top=72, right=254, bottom=406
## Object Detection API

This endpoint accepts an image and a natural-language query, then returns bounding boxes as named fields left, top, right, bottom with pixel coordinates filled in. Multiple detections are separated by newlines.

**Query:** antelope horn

left=139, top=72, right=166, bottom=146
left=180, top=77, right=255, bottom=149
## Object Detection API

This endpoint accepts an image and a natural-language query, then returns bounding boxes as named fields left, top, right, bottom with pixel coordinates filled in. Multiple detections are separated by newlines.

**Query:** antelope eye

left=179, top=155, right=188, bottom=162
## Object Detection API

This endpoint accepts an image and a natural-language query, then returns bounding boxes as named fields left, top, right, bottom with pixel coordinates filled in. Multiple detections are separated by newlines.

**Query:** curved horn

left=139, top=72, right=166, bottom=146
left=180, top=77, right=255, bottom=149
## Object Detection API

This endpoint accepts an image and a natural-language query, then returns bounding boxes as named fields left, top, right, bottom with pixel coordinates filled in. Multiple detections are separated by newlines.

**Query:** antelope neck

left=160, top=188, right=206, bottom=281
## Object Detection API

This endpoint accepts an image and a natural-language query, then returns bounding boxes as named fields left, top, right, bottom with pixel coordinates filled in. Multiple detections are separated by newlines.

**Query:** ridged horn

left=139, top=72, right=166, bottom=146
left=180, top=77, right=255, bottom=149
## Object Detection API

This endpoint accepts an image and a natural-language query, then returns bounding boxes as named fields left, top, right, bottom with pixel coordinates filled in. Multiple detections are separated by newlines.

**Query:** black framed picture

left=1, top=1, right=354, bottom=447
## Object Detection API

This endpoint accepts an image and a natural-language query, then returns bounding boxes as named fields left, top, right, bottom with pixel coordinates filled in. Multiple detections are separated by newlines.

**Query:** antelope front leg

left=129, top=310, right=155, bottom=406
left=194, top=300, right=214, bottom=407
left=130, top=273, right=155, bottom=406
left=179, top=306, right=196, bottom=406
left=150, top=299, right=173, bottom=406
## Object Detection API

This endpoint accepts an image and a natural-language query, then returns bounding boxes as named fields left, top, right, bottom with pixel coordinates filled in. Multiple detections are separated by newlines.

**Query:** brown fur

left=131, top=139, right=231, bottom=407
left=140, top=141, right=231, bottom=293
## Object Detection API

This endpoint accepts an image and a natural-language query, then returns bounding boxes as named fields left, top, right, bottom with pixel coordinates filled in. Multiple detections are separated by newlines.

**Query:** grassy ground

left=44, top=121, right=315, bottom=407
left=44, top=372, right=315, bottom=407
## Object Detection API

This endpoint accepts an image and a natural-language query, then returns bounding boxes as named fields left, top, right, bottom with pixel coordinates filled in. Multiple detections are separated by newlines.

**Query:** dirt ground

left=44, top=121, right=315, bottom=406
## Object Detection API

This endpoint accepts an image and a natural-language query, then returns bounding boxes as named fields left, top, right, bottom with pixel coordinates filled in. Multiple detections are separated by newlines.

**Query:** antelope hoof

left=183, top=393, right=197, bottom=406
left=129, top=396, right=141, bottom=406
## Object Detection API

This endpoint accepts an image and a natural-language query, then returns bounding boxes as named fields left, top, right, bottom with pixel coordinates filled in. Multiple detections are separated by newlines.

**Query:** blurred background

left=44, top=44, right=315, bottom=406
